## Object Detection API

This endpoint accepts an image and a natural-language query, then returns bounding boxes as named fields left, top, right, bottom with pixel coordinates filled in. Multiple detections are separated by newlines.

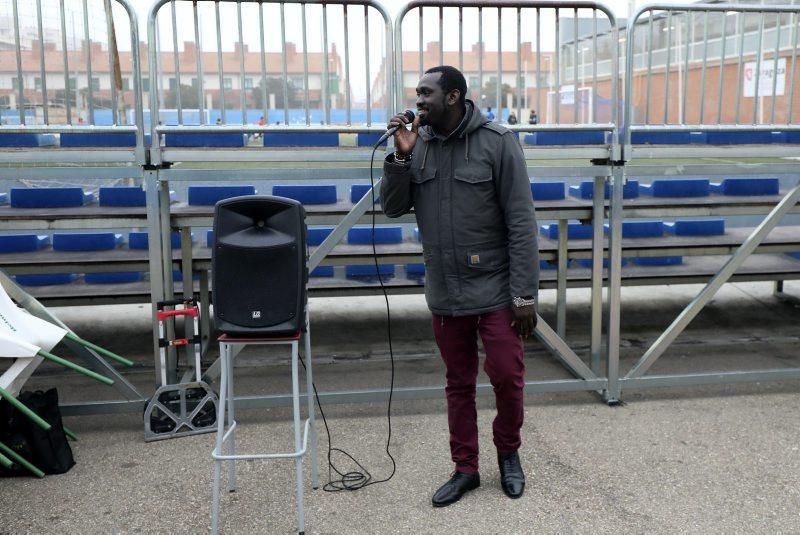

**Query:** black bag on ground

left=0, top=388, right=75, bottom=476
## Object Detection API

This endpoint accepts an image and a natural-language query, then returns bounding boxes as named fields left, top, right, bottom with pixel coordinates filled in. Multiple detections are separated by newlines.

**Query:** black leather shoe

left=431, top=471, right=480, bottom=507
left=498, top=450, right=525, bottom=499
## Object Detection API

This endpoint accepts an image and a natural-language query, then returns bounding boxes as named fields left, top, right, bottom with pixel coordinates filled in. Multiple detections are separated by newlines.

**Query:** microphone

left=376, top=109, right=416, bottom=145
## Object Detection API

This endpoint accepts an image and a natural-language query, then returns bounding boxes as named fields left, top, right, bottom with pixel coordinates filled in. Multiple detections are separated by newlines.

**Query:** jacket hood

left=418, top=100, right=487, bottom=142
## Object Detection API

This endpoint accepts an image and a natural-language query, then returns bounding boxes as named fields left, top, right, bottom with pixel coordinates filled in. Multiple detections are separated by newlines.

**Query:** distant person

left=507, top=112, right=518, bottom=125
left=215, top=117, right=222, bottom=125
left=528, top=110, right=538, bottom=125
left=255, top=115, right=266, bottom=138
left=486, top=107, right=495, bottom=121
left=77, top=116, right=84, bottom=125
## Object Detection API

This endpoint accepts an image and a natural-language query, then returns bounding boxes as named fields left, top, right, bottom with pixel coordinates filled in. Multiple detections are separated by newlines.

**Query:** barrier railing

left=395, top=0, right=620, bottom=160
left=623, top=3, right=800, bottom=159
left=0, top=0, right=145, bottom=164
left=146, top=0, right=394, bottom=164
left=604, top=2, right=800, bottom=402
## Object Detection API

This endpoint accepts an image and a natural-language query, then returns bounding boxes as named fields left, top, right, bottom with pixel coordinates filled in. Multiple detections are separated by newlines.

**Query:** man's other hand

left=511, top=303, right=537, bottom=338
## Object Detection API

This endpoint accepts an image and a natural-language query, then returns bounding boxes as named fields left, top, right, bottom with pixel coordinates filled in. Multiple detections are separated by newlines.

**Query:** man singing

left=381, top=66, right=539, bottom=506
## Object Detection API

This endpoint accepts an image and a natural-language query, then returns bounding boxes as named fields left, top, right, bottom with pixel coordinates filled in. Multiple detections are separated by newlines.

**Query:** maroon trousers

left=431, top=308, right=525, bottom=474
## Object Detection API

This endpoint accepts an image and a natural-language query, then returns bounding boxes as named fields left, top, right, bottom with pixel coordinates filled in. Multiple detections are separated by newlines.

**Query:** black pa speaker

left=212, top=195, right=307, bottom=336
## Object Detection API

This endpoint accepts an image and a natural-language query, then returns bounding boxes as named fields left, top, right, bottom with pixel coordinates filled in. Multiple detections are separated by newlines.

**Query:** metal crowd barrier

left=604, top=3, right=800, bottom=402
left=146, top=0, right=394, bottom=165
left=0, top=0, right=145, bottom=165
left=0, top=0, right=148, bottom=415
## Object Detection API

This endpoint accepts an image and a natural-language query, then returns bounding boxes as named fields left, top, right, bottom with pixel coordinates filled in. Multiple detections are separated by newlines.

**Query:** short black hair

left=424, top=65, right=467, bottom=106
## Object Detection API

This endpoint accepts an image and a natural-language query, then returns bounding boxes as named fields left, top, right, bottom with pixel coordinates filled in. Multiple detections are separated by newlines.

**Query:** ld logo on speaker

left=251, top=311, right=262, bottom=319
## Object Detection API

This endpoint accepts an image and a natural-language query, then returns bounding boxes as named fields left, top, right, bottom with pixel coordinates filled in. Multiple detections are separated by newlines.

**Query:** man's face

left=416, top=72, right=457, bottom=128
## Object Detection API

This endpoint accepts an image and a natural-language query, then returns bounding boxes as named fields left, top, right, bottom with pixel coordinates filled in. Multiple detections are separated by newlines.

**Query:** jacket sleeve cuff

left=385, top=153, right=412, bottom=169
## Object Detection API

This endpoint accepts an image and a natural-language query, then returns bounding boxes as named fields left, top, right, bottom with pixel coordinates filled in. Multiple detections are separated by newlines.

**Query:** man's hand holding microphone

left=384, top=110, right=419, bottom=161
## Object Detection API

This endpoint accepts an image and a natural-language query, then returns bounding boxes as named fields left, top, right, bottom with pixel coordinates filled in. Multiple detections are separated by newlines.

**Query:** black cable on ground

left=298, top=141, right=396, bottom=491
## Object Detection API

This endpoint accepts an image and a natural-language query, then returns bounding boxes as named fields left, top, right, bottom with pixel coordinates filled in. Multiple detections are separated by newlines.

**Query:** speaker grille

left=212, top=196, right=306, bottom=336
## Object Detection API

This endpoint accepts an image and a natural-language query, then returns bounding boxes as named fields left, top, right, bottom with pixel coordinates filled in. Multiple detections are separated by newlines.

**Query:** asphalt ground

left=1, top=281, right=800, bottom=533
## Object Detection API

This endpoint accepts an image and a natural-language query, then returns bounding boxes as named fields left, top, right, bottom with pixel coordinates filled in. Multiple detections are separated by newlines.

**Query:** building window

left=34, top=77, right=42, bottom=91
left=223, top=78, right=233, bottom=90
left=469, top=76, right=480, bottom=88
left=168, top=77, right=177, bottom=91
left=91, top=77, right=100, bottom=91
left=122, top=78, right=130, bottom=91
left=244, top=78, right=254, bottom=89
left=69, top=77, right=77, bottom=90
left=290, top=76, right=306, bottom=90
left=11, top=77, right=21, bottom=90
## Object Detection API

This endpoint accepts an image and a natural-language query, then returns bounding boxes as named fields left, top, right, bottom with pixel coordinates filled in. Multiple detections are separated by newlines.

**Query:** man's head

left=416, top=66, right=467, bottom=128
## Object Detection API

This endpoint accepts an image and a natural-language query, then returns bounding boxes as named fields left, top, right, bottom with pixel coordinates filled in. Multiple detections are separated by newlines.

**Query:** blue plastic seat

left=570, top=180, right=639, bottom=200
left=310, top=266, right=335, bottom=277
left=165, top=133, right=247, bottom=147
left=52, top=232, right=122, bottom=252
left=263, top=132, right=339, bottom=147
left=0, top=193, right=7, bottom=205
left=347, top=226, right=403, bottom=245
left=663, top=219, right=725, bottom=236
left=60, top=132, right=137, bottom=148
left=356, top=133, right=387, bottom=147
left=787, top=252, right=800, bottom=260
left=350, top=184, right=379, bottom=204
left=630, top=131, right=707, bottom=145
left=524, top=131, right=606, bottom=145
left=0, top=134, right=57, bottom=147
left=0, top=234, right=50, bottom=253
left=15, top=273, right=76, bottom=286
left=573, top=258, right=623, bottom=269
left=540, top=222, right=593, bottom=240
left=187, top=185, right=256, bottom=206
left=705, top=131, right=786, bottom=145
left=405, top=263, right=425, bottom=275
left=99, top=187, right=146, bottom=207
left=84, top=272, right=142, bottom=284
left=539, top=260, right=558, bottom=270
left=307, top=227, right=334, bottom=246
left=129, top=231, right=183, bottom=250
left=639, top=179, right=710, bottom=198
left=272, top=185, right=337, bottom=205
left=604, top=220, right=663, bottom=238
left=10, top=187, right=94, bottom=208
left=631, top=256, right=683, bottom=266
left=709, top=178, right=780, bottom=196
left=531, top=182, right=565, bottom=201
left=345, top=264, right=395, bottom=278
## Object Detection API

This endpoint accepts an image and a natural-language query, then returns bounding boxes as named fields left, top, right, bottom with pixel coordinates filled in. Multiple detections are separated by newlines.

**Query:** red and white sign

left=743, top=58, right=786, bottom=98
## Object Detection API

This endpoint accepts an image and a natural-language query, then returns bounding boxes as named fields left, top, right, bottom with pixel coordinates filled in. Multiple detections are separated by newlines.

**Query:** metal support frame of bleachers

left=604, top=3, right=800, bottom=403
left=0, top=0, right=149, bottom=412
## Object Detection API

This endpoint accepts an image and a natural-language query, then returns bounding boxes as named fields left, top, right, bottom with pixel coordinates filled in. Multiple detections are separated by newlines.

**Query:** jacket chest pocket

left=453, top=164, right=493, bottom=185
left=411, top=164, right=437, bottom=185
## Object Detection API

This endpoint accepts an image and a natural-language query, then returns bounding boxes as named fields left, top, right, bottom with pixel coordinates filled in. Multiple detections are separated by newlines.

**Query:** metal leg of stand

left=304, top=312, right=318, bottom=490
left=292, top=340, right=305, bottom=534
left=226, top=343, right=237, bottom=492
left=605, top=166, right=625, bottom=404
left=210, top=336, right=309, bottom=534
left=210, top=342, right=228, bottom=534
left=590, top=175, right=605, bottom=376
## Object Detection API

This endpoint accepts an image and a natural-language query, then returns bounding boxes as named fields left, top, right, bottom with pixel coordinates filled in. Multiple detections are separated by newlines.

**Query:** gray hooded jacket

left=381, top=100, right=539, bottom=316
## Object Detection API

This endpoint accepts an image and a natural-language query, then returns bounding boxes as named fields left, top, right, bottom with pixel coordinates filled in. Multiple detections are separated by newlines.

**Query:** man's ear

left=447, top=90, right=461, bottom=106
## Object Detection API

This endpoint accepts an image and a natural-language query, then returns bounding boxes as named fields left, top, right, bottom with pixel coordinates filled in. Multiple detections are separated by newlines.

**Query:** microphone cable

left=298, top=140, right=397, bottom=492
